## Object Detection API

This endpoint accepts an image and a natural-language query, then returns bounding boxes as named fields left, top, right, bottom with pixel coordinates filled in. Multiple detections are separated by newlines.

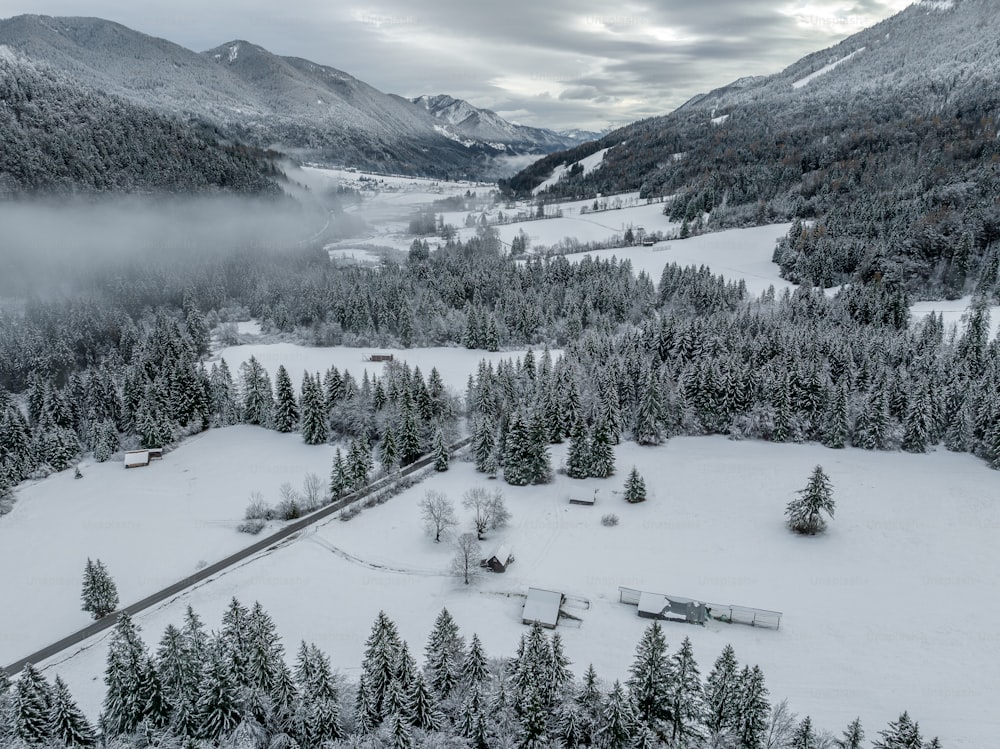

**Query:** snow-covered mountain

left=0, top=15, right=558, bottom=177
left=505, top=0, right=1000, bottom=295
left=411, top=94, right=593, bottom=153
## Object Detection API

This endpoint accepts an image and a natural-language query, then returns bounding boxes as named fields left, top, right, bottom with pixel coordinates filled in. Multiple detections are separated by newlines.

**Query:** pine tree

left=329, top=448, right=347, bottom=499
left=517, top=683, right=548, bottom=749
left=502, top=411, right=533, bottom=486
left=300, top=372, right=329, bottom=445
left=566, top=418, right=591, bottom=479
left=460, top=685, right=490, bottom=749
left=473, top=414, right=498, bottom=475
left=597, top=681, right=636, bottom=749
left=408, top=672, right=444, bottom=731
left=360, top=611, right=403, bottom=722
left=623, top=466, right=647, bottom=503
left=49, top=675, right=97, bottom=748
left=792, top=716, right=818, bottom=749
left=399, top=397, right=423, bottom=467
left=588, top=419, right=615, bottom=478
left=14, top=664, right=52, bottom=746
left=550, top=632, right=572, bottom=700
left=432, top=425, right=449, bottom=471
left=272, top=365, right=298, bottom=433
left=837, top=717, right=865, bottom=749
left=380, top=422, right=399, bottom=473
left=576, top=664, right=603, bottom=746
left=786, top=465, right=836, bottom=535
left=734, top=665, right=770, bottom=749
left=240, top=356, right=274, bottom=427
left=668, top=636, right=704, bottom=744
left=822, top=384, right=849, bottom=449
left=627, top=621, right=672, bottom=738
left=872, top=711, right=923, bottom=749
left=705, top=644, right=739, bottom=738
left=462, top=633, right=489, bottom=686
left=81, top=557, right=119, bottom=620
left=424, top=608, right=464, bottom=699
left=196, top=640, right=242, bottom=742
left=634, top=373, right=665, bottom=445
left=101, top=612, right=151, bottom=737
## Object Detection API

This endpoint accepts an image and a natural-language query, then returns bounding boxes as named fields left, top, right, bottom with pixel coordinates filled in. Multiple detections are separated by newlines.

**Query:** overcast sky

left=2, top=0, right=914, bottom=131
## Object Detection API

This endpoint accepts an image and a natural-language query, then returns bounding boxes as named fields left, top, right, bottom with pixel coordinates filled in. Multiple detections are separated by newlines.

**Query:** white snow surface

left=532, top=147, right=610, bottom=195
left=792, top=48, right=865, bottom=89
left=910, top=296, right=1000, bottom=341
left=22, top=437, right=1000, bottom=747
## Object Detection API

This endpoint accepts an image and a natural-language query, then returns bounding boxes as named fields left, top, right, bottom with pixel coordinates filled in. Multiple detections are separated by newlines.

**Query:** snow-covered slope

left=531, top=146, right=611, bottom=195
left=792, top=47, right=866, bottom=89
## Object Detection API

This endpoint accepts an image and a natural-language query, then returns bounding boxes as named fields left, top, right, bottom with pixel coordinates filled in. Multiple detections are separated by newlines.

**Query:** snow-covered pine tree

left=101, top=612, right=151, bottom=737
left=837, top=717, right=864, bottom=749
left=626, top=621, right=673, bottom=739
left=240, top=356, right=274, bottom=427
left=49, top=674, right=97, bottom=748
left=822, top=383, right=849, bottom=449
left=399, top=396, right=423, bottom=467
left=272, top=365, right=298, bottom=433
left=408, top=672, right=444, bottom=731
left=196, top=638, right=242, bottom=742
left=668, top=636, right=704, bottom=744
left=517, top=683, right=549, bottom=749
left=565, top=418, right=591, bottom=479
left=550, top=632, right=572, bottom=702
left=597, top=680, right=636, bottom=749
left=300, top=372, right=329, bottom=445
left=786, top=465, right=836, bottom=535
left=622, top=466, right=647, bottom=503
left=461, top=633, right=489, bottom=687
left=472, top=414, right=498, bottom=476
left=81, top=557, right=119, bottom=620
left=576, top=664, right=603, bottom=746
left=346, top=437, right=373, bottom=490
left=380, top=422, right=399, bottom=473
left=734, top=665, right=770, bottom=749
left=872, top=711, right=923, bottom=749
left=704, top=644, right=739, bottom=739
left=791, top=715, right=818, bottom=749
left=634, top=372, right=665, bottom=445
left=459, top=685, right=490, bottom=749
left=14, top=664, right=53, bottom=746
left=329, top=448, right=348, bottom=499
left=502, top=410, right=532, bottom=486
left=360, top=611, right=403, bottom=722
left=588, top=419, right=615, bottom=478
left=432, top=425, right=449, bottom=471
left=423, top=608, right=464, bottom=699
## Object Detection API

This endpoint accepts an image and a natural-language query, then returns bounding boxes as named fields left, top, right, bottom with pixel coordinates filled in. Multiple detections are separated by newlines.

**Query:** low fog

left=0, top=189, right=363, bottom=299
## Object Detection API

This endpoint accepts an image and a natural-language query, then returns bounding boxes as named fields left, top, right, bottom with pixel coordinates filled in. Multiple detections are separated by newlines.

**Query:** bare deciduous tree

left=462, top=487, right=510, bottom=540
left=451, top=532, right=482, bottom=585
left=301, top=472, right=326, bottom=512
left=420, top=490, right=458, bottom=543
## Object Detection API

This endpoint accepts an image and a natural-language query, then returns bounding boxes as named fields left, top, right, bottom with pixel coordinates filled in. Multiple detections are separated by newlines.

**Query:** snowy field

left=910, top=295, right=1000, bottom=341
left=31, top=436, right=1000, bottom=747
left=531, top=146, right=611, bottom=195
left=211, top=344, right=555, bottom=399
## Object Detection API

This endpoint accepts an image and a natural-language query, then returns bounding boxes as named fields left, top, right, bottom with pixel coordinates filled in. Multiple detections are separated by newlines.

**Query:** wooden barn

left=637, top=591, right=707, bottom=625
left=480, top=545, right=514, bottom=573
left=569, top=490, right=598, bottom=506
left=366, top=353, right=394, bottom=363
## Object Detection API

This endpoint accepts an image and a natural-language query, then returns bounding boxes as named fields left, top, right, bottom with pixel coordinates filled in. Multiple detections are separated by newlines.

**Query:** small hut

left=481, top=545, right=514, bottom=573
left=522, top=588, right=563, bottom=629
left=366, top=353, right=394, bottom=363
left=637, top=591, right=707, bottom=625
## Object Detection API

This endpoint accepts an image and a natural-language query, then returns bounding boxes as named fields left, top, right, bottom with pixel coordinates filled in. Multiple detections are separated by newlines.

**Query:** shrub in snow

left=601, top=513, right=619, bottom=527
left=244, top=492, right=273, bottom=521
left=237, top=518, right=267, bottom=535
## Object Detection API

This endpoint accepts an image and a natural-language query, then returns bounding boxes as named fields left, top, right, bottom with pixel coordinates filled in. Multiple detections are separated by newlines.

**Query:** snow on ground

left=565, top=224, right=796, bottom=297
left=326, top=247, right=382, bottom=264
left=38, top=436, right=1000, bottom=747
left=456, top=200, right=679, bottom=252
left=532, top=147, right=611, bottom=195
left=711, top=114, right=730, bottom=125
left=0, top=426, right=339, bottom=665
left=792, top=48, right=865, bottom=89
left=910, top=296, right=1000, bottom=341
left=212, top=344, right=555, bottom=399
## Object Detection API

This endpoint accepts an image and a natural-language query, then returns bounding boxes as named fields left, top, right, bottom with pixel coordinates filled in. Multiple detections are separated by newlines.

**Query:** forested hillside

left=503, top=0, right=1000, bottom=297
left=0, top=51, right=282, bottom=195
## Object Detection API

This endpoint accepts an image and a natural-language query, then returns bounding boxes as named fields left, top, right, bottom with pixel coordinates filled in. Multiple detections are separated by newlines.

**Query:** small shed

left=522, top=588, right=563, bottom=629
left=367, top=353, right=394, bottom=363
left=124, top=450, right=150, bottom=469
left=569, top=490, right=598, bottom=506
left=637, top=591, right=707, bottom=625
left=481, top=545, right=514, bottom=573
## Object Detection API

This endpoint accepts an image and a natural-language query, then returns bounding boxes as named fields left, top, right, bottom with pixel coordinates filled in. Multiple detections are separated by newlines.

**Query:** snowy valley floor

left=5, top=433, right=998, bottom=747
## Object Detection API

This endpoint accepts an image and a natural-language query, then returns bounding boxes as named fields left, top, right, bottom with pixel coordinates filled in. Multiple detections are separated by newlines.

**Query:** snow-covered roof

left=492, top=545, right=511, bottom=563
left=124, top=450, right=150, bottom=468
left=522, top=588, right=562, bottom=628
left=637, top=591, right=669, bottom=616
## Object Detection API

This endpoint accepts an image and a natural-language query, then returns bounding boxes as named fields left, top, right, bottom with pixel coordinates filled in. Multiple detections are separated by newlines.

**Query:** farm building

left=123, top=448, right=163, bottom=469
left=637, top=591, right=707, bottom=625
left=481, top=545, right=514, bottom=573
left=366, top=353, right=394, bottom=363
left=522, top=588, right=563, bottom=629
left=569, top=490, right=598, bottom=506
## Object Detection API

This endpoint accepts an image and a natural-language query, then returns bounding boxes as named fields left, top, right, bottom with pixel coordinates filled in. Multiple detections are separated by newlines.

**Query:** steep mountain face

left=0, top=48, right=281, bottom=196
left=411, top=93, right=591, bottom=153
left=0, top=15, right=530, bottom=177
left=506, top=0, right=1000, bottom=296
